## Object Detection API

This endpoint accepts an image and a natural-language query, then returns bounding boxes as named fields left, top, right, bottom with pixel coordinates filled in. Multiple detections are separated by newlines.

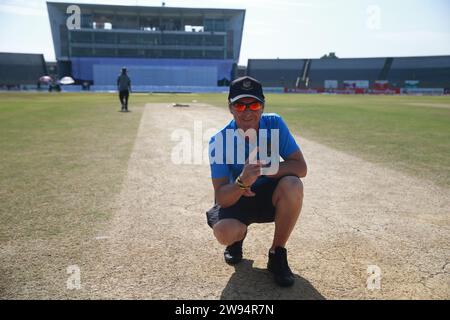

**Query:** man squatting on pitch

left=207, top=76, right=307, bottom=287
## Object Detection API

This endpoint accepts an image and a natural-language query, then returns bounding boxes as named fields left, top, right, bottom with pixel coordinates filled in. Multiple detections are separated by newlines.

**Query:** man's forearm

left=215, top=183, right=246, bottom=208
left=267, top=160, right=307, bottom=179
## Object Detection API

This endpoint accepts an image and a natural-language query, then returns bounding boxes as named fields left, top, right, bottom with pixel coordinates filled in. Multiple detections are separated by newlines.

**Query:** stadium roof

left=46, top=2, right=245, bottom=15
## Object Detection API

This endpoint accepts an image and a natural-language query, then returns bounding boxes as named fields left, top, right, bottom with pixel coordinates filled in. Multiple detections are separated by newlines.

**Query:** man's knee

left=213, top=223, right=234, bottom=246
left=273, top=176, right=304, bottom=205
left=213, top=220, right=245, bottom=246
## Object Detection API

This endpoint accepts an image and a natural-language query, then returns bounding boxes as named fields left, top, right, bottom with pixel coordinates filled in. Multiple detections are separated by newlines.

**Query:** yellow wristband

left=236, top=176, right=250, bottom=190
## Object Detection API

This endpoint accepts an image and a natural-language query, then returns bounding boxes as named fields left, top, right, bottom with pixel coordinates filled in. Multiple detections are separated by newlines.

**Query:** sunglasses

left=232, top=101, right=263, bottom=112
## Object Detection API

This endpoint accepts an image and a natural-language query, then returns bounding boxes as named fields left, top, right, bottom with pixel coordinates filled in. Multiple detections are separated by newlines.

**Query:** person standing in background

left=117, top=67, right=132, bottom=112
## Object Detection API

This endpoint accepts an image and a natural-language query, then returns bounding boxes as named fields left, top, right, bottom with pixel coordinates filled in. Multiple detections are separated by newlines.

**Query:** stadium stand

left=47, top=2, right=245, bottom=90
left=0, top=52, right=47, bottom=88
left=246, top=56, right=450, bottom=92
left=386, top=56, right=450, bottom=88
left=307, top=58, right=386, bottom=89
left=247, top=59, right=305, bottom=88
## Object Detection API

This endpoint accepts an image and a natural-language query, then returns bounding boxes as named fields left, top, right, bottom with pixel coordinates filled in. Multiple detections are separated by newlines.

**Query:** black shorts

left=206, top=177, right=280, bottom=228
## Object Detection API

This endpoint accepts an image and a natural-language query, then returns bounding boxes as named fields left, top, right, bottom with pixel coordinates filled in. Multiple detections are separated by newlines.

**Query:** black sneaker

left=267, top=247, right=295, bottom=287
left=224, top=232, right=246, bottom=265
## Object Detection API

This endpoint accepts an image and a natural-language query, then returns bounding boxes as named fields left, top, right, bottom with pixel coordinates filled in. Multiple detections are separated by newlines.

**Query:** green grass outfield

left=0, top=93, right=144, bottom=242
left=1, top=92, right=449, bottom=242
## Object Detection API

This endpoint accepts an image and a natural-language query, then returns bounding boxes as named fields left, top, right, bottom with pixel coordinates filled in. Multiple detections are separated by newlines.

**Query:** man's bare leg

left=266, top=176, right=303, bottom=286
left=213, top=218, right=247, bottom=265
left=271, top=176, right=303, bottom=250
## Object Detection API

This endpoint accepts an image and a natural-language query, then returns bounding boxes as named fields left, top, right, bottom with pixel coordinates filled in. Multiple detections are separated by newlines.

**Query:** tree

left=320, top=52, right=338, bottom=59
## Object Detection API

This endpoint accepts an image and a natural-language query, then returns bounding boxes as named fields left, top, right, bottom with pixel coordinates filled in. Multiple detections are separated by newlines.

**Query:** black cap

left=228, top=76, right=265, bottom=103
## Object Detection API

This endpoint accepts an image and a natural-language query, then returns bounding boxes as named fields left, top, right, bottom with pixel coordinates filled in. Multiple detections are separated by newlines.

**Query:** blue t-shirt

left=209, top=113, right=300, bottom=184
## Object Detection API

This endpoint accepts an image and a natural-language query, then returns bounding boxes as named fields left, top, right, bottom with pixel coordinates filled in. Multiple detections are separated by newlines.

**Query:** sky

left=0, top=0, right=449, bottom=65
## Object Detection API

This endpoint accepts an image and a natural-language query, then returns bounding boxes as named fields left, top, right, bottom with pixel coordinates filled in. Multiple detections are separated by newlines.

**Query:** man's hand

left=239, top=147, right=263, bottom=197
left=240, top=162, right=262, bottom=187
